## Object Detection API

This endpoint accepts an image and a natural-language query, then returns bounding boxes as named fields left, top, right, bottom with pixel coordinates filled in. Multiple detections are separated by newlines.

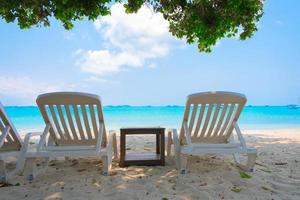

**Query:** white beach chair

left=0, top=102, right=23, bottom=182
left=17, top=92, right=118, bottom=179
left=167, top=91, right=257, bottom=174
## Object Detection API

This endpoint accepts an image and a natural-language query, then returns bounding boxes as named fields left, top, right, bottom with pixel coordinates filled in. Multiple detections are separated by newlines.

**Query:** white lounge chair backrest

left=36, top=92, right=107, bottom=147
left=179, top=91, right=246, bottom=144
left=0, top=102, right=22, bottom=151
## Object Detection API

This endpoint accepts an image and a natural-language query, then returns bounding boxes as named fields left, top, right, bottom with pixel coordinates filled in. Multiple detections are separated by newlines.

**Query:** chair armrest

left=21, top=124, right=50, bottom=153
left=24, top=132, right=44, bottom=143
left=37, top=124, right=51, bottom=151
left=103, top=130, right=118, bottom=159
left=166, top=128, right=175, bottom=139
left=166, top=128, right=174, bottom=141
left=19, top=131, right=45, bottom=157
left=167, top=128, right=177, bottom=138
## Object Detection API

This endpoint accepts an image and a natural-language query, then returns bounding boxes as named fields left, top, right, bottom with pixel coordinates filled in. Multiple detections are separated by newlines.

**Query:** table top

left=120, top=127, right=165, bottom=131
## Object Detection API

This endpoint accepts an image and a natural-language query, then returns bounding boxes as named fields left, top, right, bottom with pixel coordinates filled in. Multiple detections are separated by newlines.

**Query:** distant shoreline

left=3, top=105, right=300, bottom=107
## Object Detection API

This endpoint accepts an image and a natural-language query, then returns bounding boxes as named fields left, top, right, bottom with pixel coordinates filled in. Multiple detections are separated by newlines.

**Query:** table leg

left=156, top=133, right=160, bottom=154
left=120, top=132, right=126, bottom=167
left=161, top=131, right=165, bottom=166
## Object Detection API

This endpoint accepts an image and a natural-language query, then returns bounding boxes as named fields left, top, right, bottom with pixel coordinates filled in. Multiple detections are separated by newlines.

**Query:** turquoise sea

left=4, top=106, right=300, bottom=133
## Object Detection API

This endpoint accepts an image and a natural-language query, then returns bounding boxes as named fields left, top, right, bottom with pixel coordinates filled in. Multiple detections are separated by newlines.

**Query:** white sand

left=1, top=128, right=300, bottom=200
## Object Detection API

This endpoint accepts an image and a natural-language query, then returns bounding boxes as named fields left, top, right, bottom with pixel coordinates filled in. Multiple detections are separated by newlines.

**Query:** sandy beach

left=1, top=128, right=300, bottom=200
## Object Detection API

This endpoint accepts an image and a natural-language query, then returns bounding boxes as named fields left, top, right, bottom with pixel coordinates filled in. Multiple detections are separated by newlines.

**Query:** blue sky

left=0, top=1, right=299, bottom=106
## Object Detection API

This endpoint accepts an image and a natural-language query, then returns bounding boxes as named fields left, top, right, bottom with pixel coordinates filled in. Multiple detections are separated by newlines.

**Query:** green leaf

left=240, top=171, right=252, bottom=179
left=231, top=185, right=242, bottom=193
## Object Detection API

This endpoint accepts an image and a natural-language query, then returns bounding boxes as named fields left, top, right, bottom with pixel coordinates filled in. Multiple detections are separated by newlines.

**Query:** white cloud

left=84, top=76, right=108, bottom=83
left=63, top=31, right=75, bottom=40
left=76, top=3, right=178, bottom=76
left=0, top=76, right=60, bottom=97
left=148, top=63, right=157, bottom=69
left=275, top=20, right=284, bottom=25
left=0, top=76, right=70, bottom=105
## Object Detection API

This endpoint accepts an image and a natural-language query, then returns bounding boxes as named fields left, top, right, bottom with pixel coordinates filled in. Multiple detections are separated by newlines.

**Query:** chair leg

left=39, top=157, right=50, bottom=174
left=173, top=141, right=181, bottom=170
left=233, top=151, right=257, bottom=172
left=65, top=157, right=71, bottom=161
left=174, top=153, right=180, bottom=170
left=101, top=154, right=112, bottom=176
left=180, top=154, right=188, bottom=174
left=15, top=156, right=26, bottom=176
left=24, top=158, right=37, bottom=181
left=112, top=134, right=118, bottom=160
left=246, top=152, right=257, bottom=172
left=0, top=160, right=7, bottom=182
left=167, top=130, right=172, bottom=157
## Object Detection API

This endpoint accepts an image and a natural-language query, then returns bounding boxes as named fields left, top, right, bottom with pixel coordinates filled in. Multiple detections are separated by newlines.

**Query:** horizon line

left=3, top=104, right=300, bottom=107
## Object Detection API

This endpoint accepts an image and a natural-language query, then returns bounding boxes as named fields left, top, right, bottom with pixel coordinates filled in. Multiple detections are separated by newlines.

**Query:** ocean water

left=3, top=106, right=300, bottom=133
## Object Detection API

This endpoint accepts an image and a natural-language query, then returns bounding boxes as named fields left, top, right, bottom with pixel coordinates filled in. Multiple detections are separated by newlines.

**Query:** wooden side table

left=119, top=127, right=165, bottom=167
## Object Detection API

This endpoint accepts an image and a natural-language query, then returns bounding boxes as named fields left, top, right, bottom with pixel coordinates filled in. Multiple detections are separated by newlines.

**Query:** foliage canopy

left=0, top=0, right=264, bottom=52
